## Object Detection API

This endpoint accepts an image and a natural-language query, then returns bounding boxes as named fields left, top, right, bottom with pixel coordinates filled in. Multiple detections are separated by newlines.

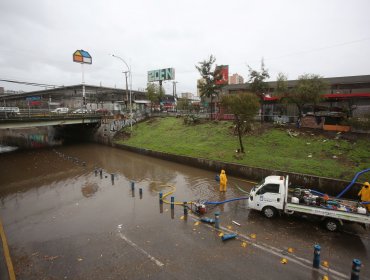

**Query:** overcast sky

left=0, top=0, right=369, bottom=95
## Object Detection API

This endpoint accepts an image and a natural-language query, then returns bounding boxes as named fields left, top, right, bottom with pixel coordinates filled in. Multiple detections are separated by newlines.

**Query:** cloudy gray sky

left=0, top=0, right=369, bottom=95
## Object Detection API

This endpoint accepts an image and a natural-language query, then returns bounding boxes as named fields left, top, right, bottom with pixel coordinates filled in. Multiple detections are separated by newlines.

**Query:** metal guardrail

left=0, top=109, right=106, bottom=120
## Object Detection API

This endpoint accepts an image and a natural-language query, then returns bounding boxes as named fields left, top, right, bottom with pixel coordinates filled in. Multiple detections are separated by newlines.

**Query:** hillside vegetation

left=115, top=117, right=370, bottom=181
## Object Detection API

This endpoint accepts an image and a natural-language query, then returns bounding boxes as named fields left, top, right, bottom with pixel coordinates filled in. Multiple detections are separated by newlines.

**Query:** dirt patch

left=276, top=124, right=369, bottom=141
left=112, top=130, right=131, bottom=141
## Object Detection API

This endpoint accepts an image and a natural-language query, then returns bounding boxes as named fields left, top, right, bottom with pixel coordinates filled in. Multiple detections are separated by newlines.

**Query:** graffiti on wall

left=109, top=118, right=137, bottom=132
left=29, top=134, right=49, bottom=148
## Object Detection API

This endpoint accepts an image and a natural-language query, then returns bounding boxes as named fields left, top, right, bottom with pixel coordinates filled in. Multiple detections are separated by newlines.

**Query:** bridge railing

left=0, top=109, right=105, bottom=120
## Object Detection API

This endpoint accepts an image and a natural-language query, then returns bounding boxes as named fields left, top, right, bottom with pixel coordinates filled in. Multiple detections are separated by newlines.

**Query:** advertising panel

left=215, top=65, right=229, bottom=85
left=148, top=68, right=175, bottom=82
left=73, top=50, right=92, bottom=64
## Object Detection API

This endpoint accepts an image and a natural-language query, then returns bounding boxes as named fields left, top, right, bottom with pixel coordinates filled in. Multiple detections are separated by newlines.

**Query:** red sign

left=29, top=101, right=42, bottom=106
left=215, top=65, right=229, bottom=85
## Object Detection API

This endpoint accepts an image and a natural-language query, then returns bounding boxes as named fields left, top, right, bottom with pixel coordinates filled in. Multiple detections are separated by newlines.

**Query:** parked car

left=51, top=107, right=69, bottom=114
left=72, top=108, right=91, bottom=114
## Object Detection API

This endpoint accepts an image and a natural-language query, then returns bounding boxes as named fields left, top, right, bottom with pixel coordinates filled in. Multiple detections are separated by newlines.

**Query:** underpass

left=0, top=144, right=368, bottom=279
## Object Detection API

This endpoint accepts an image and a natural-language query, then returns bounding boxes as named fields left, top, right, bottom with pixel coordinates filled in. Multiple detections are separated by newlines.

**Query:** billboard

left=148, top=68, right=175, bottom=82
left=215, top=65, right=229, bottom=85
left=73, top=50, right=92, bottom=64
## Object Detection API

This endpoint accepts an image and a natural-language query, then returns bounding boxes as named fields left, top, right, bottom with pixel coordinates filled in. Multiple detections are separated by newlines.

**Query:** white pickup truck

left=248, top=175, right=370, bottom=231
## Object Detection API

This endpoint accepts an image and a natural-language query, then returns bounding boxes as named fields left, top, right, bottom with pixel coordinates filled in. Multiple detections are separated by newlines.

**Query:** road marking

left=117, top=231, right=164, bottom=267
left=0, top=218, right=16, bottom=280
left=189, top=214, right=350, bottom=280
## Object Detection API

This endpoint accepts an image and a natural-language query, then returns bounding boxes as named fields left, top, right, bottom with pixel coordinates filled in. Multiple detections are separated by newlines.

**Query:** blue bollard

left=183, top=202, right=188, bottom=216
left=313, top=244, right=321, bottom=269
left=159, top=192, right=163, bottom=204
left=351, top=259, right=361, bottom=280
left=171, top=196, right=174, bottom=209
left=221, top=233, right=237, bottom=241
left=131, top=181, right=135, bottom=191
left=215, top=212, right=220, bottom=229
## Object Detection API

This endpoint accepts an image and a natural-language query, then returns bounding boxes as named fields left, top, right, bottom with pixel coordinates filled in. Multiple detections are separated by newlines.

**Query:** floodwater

left=0, top=144, right=369, bottom=280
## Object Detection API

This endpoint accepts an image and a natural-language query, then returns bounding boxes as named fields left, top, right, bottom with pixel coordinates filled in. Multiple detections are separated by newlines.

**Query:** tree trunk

left=260, top=102, right=264, bottom=123
left=210, top=95, right=214, bottom=120
left=235, top=115, right=244, bottom=153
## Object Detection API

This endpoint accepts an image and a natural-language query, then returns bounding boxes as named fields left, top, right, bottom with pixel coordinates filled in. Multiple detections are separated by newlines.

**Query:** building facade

left=222, top=75, right=370, bottom=119
left=229, top=73, right=244, bottom=85
left=0, top=84, right=148, bottom=113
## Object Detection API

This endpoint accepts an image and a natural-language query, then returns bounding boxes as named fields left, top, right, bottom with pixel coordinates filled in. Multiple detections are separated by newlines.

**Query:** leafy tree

left=146, top=83, right=166, bottom=112
left=247, top=59, right=270, bottom=122
left=196, top=55, right=222, bottom=119
left=275, top=72, right=288, bottom=95
left=177, top=99, right=191, bottom=112
left=221, top=92, right=260, bottom=153
left=276, top=73, right=327, bottom=117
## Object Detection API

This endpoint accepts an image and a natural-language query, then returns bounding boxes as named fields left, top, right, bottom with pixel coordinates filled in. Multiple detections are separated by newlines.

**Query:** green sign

left=148, top=68, right=175, bottom=82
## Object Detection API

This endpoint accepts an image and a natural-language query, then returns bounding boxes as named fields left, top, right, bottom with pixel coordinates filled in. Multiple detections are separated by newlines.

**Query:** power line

left=245, top=36, right=370, bottom=65
left=265, top=36, right=370, bottom=62
left=0, top=79, right=61, bottom=88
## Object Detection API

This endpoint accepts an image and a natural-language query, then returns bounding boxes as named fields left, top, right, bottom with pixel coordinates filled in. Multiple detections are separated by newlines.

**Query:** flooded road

left=0, top=144, right=369, bottom=279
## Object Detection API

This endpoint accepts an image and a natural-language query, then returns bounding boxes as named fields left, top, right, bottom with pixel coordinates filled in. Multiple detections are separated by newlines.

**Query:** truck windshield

left=252, top=179, right=265, bottom=192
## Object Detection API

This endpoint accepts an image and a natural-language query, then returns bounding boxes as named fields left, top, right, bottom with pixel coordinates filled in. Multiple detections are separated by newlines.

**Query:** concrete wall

left=0, top=123, right=99, bottom=148
left=92, top=116, right=138, bottom=145
left=0, top=126, right=62, bottom=148
left=113, top=143, right=362, bottom=199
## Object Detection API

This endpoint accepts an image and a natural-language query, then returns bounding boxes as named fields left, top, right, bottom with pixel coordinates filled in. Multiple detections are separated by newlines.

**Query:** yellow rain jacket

left=219, top=170, right=227, bottom=192
left=358, top=182, right=370, bottom=211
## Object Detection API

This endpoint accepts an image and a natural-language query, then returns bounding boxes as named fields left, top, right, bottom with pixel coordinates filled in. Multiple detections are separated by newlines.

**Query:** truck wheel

left=262, top=206, right=277, bottom=219
left=324, top=219, right=340, bottom=232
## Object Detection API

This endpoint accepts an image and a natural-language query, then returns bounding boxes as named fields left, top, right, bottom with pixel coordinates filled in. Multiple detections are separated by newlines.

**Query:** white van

left=51, top=107, right=69, bottom=114
left=0, top=107, right=20, bottom=117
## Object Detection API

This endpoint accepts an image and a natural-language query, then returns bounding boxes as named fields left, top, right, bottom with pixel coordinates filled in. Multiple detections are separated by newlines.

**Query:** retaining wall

left=113, top=143, right=362, bottom=199
left=0, top=126, right=62, bottom=148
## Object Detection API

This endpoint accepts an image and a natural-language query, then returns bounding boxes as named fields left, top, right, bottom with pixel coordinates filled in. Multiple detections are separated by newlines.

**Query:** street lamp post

left=123, top=70, right=129, bottom=110
left=111, top=54, right=132, bottom=131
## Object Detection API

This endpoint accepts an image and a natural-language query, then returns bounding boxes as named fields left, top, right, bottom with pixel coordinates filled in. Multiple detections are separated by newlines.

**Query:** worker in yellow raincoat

left=219, top=170, right=227, bottom=192
left=358, top=182, right=370, bottom=211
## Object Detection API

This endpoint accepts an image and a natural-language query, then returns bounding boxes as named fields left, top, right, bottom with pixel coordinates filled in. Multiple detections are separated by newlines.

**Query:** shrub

left=348, top=115, right=370, bottom=130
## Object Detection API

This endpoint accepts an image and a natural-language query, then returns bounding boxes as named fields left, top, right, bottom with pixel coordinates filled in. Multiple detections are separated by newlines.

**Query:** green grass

left=116, top=117, right=370, bottom=181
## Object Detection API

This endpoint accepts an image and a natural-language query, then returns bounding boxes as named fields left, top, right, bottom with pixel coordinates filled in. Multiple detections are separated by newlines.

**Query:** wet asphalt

left=0, top=144, right=369, bottom=279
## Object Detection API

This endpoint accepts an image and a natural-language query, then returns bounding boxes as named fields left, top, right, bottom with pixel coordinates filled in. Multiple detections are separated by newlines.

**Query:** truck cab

left=248, top=176, right=288, bottom=218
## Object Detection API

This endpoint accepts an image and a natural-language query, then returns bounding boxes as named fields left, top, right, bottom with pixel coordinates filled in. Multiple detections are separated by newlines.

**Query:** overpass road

left=0, top=113, right=102, bottom=129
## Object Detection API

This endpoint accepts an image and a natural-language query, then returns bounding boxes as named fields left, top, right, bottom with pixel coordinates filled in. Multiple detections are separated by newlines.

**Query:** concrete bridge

left=0, top=111, right=144, bottom=149
left=0, top=113, right=102, bottom=129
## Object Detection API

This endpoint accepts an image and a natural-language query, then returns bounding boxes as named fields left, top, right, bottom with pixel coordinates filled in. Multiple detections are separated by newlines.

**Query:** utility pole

left=172, top=81, right=178, bottom=98
left=123, top=71, right=129, bottom=111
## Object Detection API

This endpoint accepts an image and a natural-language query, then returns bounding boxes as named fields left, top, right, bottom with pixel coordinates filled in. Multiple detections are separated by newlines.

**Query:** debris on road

left=44, top=255, right=59, bottom=261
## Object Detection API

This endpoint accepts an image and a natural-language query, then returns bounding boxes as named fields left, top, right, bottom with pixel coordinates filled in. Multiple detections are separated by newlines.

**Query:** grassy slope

left=116, top=117, right=370, bottom=181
